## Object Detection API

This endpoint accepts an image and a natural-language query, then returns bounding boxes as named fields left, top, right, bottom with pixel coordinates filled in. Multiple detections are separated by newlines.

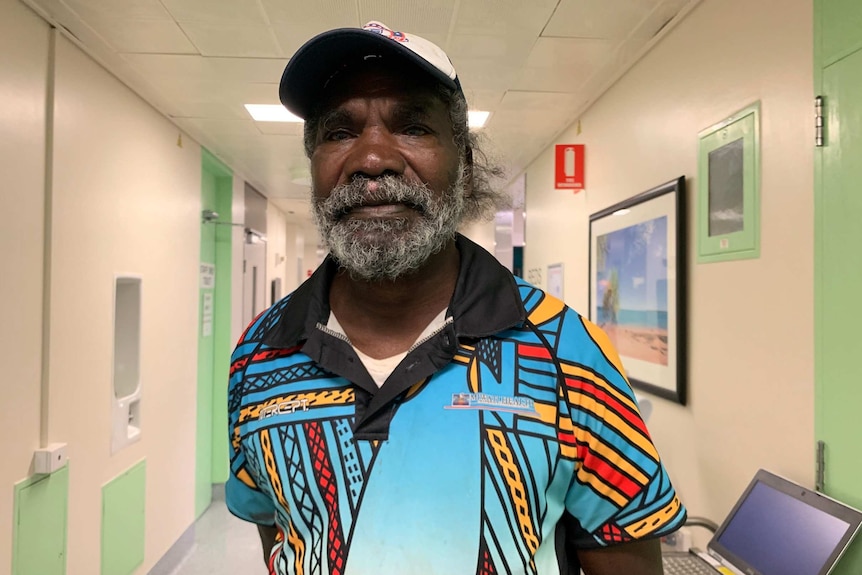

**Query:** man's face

left=309, top=65, right=469, bottom=281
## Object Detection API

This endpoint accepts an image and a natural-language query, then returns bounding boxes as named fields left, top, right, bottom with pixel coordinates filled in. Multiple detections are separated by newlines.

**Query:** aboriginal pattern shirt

left=226, top=235, right=686, bottom=575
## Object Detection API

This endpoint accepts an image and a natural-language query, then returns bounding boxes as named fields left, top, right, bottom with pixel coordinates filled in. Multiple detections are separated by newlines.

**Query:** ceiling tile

left=513, top=37, right=613, bottom=92
left=447, top=32, right=536, bottom=64
left=261, top=0, right=358, bottom=25
left=161, top=0, right=267, bottom=24
left=63, top=0, right=172, bottom=21
left=543, top=0, right=662, bottom=39
left=235, top=82, right=283, bottom=105
left=462, top=89, right=506, bottom=113
left=179, top=21, right=281, bottom=57
left=207, top=57, right=287, bottom=84
left=457, top=60, right=521, bottom=93
left=254, top=122, right=305, bottom=137
left=357, top=0, right=456, bottom=46
left=453, top=0, right=558, bottom=37
left=175, top=117, right=263, bottom=137
left=265, top=1, right=360, bottom=57
left=86, top=18, right=197, bottom=54
left=168, top=99, right=244, bottom=120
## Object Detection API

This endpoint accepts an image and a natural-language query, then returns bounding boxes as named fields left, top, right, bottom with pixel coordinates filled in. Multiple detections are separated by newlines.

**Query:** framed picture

left=589, top=177, right=687, bottom=404
left=697, top=102, right=760, bottom=263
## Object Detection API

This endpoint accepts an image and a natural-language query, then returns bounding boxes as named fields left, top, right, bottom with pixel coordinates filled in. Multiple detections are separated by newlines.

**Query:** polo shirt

left=226, top=234, right=686, bottom=575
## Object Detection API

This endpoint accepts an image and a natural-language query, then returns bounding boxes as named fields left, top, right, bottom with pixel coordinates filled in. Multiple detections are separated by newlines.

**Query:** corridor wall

left=0, top=0, right=222, bottom=571
left=522, top=0, right=813, bottom=545
left=0, top=1, right=49, bottom=572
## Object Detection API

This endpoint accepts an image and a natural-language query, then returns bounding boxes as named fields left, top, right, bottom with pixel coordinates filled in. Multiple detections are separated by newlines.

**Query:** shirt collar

left=262, top=234, right=525, bottom=348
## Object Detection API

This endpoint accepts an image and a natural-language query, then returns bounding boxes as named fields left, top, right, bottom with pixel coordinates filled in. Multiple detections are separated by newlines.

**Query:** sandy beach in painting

left=603, top=324, right=668, bottom=366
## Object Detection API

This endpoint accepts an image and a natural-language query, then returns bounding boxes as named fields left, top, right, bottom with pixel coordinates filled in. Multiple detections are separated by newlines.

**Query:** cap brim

left=279, top=28, right=459, bottom=119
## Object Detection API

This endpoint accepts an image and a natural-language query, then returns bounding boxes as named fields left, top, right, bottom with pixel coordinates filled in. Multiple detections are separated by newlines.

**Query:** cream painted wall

left=522, top=0, right=813, bottom=543
left=48, top=33, right=201, bottom=574
left=461, top=219, right=496, bottom=254
left=0, top=3, right=49, bottom=573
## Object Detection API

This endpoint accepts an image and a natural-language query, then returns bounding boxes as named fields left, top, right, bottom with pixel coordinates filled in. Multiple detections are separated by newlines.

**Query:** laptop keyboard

left=662, top=554, right=718, bottom=575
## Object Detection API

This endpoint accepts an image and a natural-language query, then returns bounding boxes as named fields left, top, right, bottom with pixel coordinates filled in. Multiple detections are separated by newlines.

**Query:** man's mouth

left=337, top=199, right=424, bottom=219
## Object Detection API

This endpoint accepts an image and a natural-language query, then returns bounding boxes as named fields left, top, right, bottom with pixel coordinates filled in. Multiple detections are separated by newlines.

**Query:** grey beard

left=312, top=165, right=466, bottom=282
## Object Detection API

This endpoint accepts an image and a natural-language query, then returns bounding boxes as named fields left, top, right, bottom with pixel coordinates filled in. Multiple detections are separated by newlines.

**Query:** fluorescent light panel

left=468, top=110, right=490, bottom=129
left=245, top=104, right=491, bottom=129
left=244, top=104, right=303, bottom=122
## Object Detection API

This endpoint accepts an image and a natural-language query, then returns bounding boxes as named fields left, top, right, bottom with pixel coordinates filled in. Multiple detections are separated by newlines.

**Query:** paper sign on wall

left=200, top=263, right=215, bottom=289
left=201, top=292, right=214, bottom=337
left=555, top=144, right=585, bottom=191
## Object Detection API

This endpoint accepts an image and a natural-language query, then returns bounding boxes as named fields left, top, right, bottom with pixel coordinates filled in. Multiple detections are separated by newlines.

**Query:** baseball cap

left=279, top=21, right=463, bottom=119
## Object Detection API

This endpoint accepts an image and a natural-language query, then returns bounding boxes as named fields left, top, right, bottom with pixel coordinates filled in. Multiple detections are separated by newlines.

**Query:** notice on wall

left=201, top=292, right=214, bottom=337
left=200, top=263, right=215, bottom=289
left=547, top=263, right=564, bottom=299
left=555, top=144, right=585, bottom=191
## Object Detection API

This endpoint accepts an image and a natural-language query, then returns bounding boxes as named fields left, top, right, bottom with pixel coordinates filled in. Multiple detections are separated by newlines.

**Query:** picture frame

left=589, top=177, right=687, bottom=404
left=697, top=102, right=761, bottom=263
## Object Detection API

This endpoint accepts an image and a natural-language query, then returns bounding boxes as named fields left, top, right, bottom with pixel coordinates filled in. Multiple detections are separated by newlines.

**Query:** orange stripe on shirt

left=569, top=392, right=658, bottom=461
left=566, top=377, right=649, bottom=437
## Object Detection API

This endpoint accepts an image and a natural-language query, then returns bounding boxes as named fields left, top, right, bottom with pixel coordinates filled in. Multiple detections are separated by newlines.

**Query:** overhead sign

left=555, top=144, right=585, bottom=191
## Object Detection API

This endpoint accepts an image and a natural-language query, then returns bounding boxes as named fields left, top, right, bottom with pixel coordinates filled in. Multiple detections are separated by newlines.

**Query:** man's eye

left=403, top=125, right=431, bottom=137
left=324, top=129, right=352, bottom=142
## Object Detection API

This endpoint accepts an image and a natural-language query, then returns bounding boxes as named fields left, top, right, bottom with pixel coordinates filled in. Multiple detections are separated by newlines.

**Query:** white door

left=242, top=232, right=267, bottom=327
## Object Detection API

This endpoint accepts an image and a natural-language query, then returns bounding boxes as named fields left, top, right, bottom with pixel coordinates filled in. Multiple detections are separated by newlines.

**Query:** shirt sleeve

left=225, top=322, right=278, bottom=526
left=560, top=314, right=686, bottom=549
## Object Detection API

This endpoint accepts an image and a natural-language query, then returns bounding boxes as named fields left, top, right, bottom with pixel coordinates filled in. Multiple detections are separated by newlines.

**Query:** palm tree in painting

left=602, top=268, right=620, bottom=326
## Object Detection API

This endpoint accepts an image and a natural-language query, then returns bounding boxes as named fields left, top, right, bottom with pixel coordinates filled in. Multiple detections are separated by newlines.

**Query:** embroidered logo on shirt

left=258, top=399, right=309, bottom=420
left=445, top=393, right=538, bottom=417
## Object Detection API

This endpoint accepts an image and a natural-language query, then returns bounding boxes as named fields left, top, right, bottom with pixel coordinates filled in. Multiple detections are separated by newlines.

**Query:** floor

left=170, top=499, right=266, bottom=575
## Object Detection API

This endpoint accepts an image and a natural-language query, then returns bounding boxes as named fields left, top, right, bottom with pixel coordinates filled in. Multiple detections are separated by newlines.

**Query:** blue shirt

left=226, top=235, right=685, bottom=574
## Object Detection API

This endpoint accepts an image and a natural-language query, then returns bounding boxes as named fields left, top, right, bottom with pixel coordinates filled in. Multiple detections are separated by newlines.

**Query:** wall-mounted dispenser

left=112, top=276, right=142, bottom=454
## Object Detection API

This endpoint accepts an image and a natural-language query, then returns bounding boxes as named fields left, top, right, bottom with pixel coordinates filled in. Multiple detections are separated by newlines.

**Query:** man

left=226, top=21, right=686, bottom=575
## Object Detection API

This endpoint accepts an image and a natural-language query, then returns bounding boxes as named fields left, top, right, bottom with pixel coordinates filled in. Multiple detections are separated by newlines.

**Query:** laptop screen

left=709, top=470, right=862, bottom=575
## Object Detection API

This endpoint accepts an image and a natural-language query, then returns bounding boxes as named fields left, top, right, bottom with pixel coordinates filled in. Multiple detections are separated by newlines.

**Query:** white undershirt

left=327, top=308, right=448, bottom=387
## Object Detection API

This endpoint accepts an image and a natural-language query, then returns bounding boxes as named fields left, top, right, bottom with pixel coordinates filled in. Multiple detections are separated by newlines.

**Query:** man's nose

left=345, top=127, right=406, bottom=180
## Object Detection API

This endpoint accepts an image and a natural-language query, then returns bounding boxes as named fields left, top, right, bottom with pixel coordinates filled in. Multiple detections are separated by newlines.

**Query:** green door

left=196, top=168, right=217, bottom=518
left=816, top=1, right=862, bottom=572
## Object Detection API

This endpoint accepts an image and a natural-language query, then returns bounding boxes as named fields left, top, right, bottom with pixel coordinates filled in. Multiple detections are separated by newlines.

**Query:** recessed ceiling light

left=468, top=110, right=491, bottom=129
left=245, top=104, right=491, bottom=129
left=244, top=104, right=303, bottom=123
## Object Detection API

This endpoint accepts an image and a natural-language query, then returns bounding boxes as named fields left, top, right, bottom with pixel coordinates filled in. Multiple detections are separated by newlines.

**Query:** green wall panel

left=821, top=0, right=862, bottom=66
left=101, top=460, right=146, bottom=575
left=199, top=148, right=234, bottom=514
left=815, top=0, right=862, bottom=572
left=197, top=160, right=217, bottom=518
left=13, top=467, right=69, bottom=575
left=211, top=173, right=233, bottom=484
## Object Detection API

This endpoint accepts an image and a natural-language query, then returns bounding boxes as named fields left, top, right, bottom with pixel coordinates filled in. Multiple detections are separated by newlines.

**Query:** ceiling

left=23, top=0, right=699, bottom=225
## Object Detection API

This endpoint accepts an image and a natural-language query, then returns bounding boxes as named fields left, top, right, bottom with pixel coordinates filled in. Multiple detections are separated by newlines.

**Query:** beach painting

left=589, top=177, right=686, bottom=404
left=595, top=216, right=669, bottom=366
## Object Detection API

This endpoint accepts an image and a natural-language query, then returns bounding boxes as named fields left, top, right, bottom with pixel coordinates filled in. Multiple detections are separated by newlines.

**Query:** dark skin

left=257, top=66, right=664, bottom=574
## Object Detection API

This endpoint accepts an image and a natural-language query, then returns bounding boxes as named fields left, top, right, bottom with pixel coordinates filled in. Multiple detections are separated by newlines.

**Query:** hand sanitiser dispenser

left=112, top=276, right=142, bottom=453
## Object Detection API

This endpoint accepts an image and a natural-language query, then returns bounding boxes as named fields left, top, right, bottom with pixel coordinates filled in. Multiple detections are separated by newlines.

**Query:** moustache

left=315, top=176, right=433, bottom=220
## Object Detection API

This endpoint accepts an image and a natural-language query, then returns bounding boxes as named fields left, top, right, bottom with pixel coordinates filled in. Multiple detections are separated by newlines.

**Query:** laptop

left=663, top=469, right=862, bottom=575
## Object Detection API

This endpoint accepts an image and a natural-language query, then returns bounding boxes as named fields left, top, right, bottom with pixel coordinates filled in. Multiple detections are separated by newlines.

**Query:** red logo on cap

left=364, top=22, right=409, bottom=43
